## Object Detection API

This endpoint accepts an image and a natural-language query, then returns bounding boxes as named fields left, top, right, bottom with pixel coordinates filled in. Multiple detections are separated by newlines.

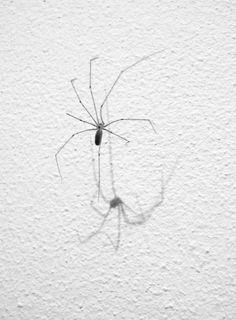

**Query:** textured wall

left=0, top=0, right=235, bottom=319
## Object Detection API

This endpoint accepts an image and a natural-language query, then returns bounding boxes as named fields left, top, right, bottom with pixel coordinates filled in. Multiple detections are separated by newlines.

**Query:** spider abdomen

left=95, top=128, right=103, bottom=145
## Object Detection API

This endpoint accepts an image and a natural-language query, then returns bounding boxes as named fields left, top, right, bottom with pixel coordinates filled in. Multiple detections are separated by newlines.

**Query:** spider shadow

left=76, top=129, right=179, bottom=251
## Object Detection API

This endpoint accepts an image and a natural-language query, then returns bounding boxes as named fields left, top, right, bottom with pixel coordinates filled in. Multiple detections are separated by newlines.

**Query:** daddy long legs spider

left=55, top=50, right=166, bottom=197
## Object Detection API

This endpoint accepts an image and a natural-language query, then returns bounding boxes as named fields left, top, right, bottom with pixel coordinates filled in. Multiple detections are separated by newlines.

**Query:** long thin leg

left=146, top=156, right=181, bottom=215
left=100, top=49, right=167, bottom=120
left=115, top=207, right=122, bottom=251
left=98, top=144, right=101, bottom=200
left=75, top=225, right=116, bottom=250
left=101, top=232, right=119, bottom=251
left=104, top=128, right=130, bottom=143
left=90, top=183, right=109, bottom=205
left=90, top=200, right=107, bottom=218
left=55, top=128, right=95, bottom=181
left=105, top=118, right=157, bottom=133
left=90, top=208, right=121, bottom=251
left=104, top=92, right=117, bottom=197
left=90, top=139, right=109, bottom=204
left=71, top=78, right=97, bottom=125
left=108, top=132, right=116, bottom=197
left=89, top=57, right=99, bottom=123
left=81, top=208, right=111, bottom=243
left=121, top=165, right=165, bottom=224
left=139, top=168, right=164, bottom=219
left=131, top=157, right=180, bottom=221
left=122, top=203, right=146, bottom=225
left=66, top=113, right=96, bottom=127
left=91, top=201, right=123, bottom=251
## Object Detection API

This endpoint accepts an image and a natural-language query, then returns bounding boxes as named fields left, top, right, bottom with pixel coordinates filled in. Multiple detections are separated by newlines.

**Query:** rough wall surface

left=0, top=0, right=235, bottom=319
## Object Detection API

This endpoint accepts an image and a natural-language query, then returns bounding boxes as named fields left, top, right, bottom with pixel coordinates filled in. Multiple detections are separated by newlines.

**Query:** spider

left=55, top=50, right=166, bottom=196
left=76, top=124, right=178, bottom=251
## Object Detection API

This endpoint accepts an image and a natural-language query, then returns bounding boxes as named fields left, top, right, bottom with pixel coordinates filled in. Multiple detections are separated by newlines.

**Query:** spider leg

left=89, top=57, right=99, bottom=123
left=71, top=78, right=97, bottom=124
left=121, top=203, right=146, bottom=225
left=122, top=167, right=164, bottom=223
left=103, top=232, right=119, bottom=251
left=142, top=156, right=182, bottom=218
left=89, top=201, right=120, bottom=250
left=100, top=49, right=167, bottom=120
left=105, top=118, right=157, bottom=134
left=104, top=90, right=117, bottom=197
left=66, top=113, right=96, bottom=127
left=104, top=128, right=130, bottom=143
left=81, top=208, right=112, bottom=243
left=108, top=131, right=117, bottom=196
left=55, top=128, right=95, bottom=181
left=90, top=199, right=107, bottom=218
left=98, top=144, right=101, bottom=200
left=90, top=140, right=109, bottom=203
left=143, top=168, right=164, bottom=216
left=114, top=206, right=122, bottom=251
left=126, top=157, right=180, bottom=222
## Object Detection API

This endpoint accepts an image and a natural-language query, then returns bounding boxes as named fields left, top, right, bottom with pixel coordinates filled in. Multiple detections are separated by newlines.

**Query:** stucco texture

left=0, top=0, right=235, bottom=319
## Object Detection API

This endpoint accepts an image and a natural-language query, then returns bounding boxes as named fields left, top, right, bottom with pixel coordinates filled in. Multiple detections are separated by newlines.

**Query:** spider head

left=98, top=123, right=104, bottom=129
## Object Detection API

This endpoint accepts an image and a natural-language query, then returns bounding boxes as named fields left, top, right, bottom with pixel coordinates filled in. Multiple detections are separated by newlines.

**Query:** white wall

left=0, top=0, right=235, bottom=319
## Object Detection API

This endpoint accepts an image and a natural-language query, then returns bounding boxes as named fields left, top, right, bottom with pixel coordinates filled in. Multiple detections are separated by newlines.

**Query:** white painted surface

left=0, top=0, right=235, bottom=319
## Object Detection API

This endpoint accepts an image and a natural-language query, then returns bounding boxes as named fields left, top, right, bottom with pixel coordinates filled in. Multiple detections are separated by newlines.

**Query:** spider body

left=95, top=123, right=104, bottom=146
